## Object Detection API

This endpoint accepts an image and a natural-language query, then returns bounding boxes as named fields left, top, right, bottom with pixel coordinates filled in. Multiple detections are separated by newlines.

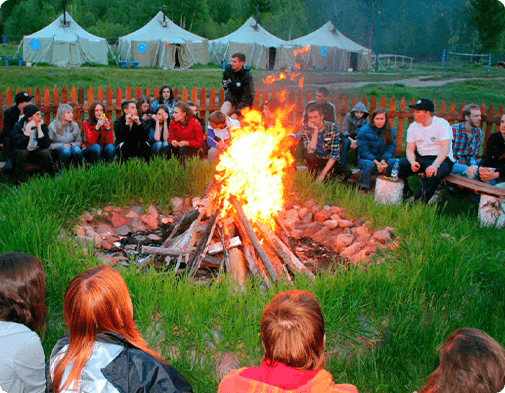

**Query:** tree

left=469, top=0, right=505, bottom=52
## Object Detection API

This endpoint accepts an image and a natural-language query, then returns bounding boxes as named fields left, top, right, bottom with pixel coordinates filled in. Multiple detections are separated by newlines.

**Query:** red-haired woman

left=0, top=252, right=47, bottom=393
left=169, top=102, right=204, bottom=164
left=218, top=290, right=358, bottom=393
left=82, top=101, right=116, bottom=163
left=48, top=266, right=192, bottom=393
left=419, top=328, right=505, bottom=393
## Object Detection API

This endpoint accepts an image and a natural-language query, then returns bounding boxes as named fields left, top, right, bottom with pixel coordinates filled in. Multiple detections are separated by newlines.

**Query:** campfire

left=144, top=107, right=315, bottom=285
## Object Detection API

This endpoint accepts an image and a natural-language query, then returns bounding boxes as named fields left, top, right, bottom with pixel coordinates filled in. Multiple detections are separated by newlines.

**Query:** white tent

left=289, top=21, right=372, bottom=72
left=208, top=17, right=294, bottom=70
left=118, top=12, right=208, bottom=69
left=22, top=12, right=108, bottom=67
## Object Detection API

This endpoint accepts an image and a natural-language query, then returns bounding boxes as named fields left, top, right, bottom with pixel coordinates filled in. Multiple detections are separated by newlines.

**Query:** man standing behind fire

left=397, top=98, right=454, bottom=203
left=221, top=53, right=254, bottom=116
left=299, top=103, right=353, bottom=182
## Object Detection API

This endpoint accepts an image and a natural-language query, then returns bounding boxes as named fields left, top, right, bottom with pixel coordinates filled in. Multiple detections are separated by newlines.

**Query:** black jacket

left=222, top=65, right=254, bottom=109
left=11, top=118, right=51, bottom=156
left=47, top=332, right=193, bottom=393
left=480, top=132, right=505, bottom=178
left=0, top=104, right=21, bottom=160
left=114, top=115, right=148, bottom=146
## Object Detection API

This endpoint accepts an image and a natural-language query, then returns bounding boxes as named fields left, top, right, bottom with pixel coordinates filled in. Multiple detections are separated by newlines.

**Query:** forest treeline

left=0, top=0, right=504, bottom=61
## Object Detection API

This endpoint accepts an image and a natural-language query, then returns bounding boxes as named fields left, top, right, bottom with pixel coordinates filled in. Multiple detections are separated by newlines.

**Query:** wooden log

left=230, top=196, right=279, bottom=281
left=256, top=222, right=315, bottom=279
left=217, top=225, right=230, bottom=271
left=274, top=216, right=303, bottom=260
left=188, top=210, right=220, bottom=276
left=243, top=244, right=270, bottom=286
left=262, top=242, right=290, bottom=281
left=141, top=245, right=220, bottom=264
left=208, top=236, right=242, bottom=255
left=228, top=248, right=248, bottom=285
left=374, top=175, right=404, bottom=205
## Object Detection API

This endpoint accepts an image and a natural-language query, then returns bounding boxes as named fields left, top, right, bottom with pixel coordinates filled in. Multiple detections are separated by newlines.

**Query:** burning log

left=228, top=248, right=248, bottom=285
left=188, top=210, right=220, bottom=277
left=230, top=196, right=279, bottom=281
left=141, top=245, right=220, bottom=265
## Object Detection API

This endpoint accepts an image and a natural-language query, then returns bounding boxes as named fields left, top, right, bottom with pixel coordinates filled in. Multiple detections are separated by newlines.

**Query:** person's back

left=218, top=290, right=358, bottom=393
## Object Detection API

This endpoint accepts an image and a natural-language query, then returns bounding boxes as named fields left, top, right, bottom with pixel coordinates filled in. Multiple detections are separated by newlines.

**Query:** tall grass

left=0, top=160, right=504, bottom=392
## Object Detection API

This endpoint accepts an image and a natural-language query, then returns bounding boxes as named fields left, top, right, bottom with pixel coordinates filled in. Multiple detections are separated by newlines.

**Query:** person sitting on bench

left=478, top=114, right=505, bottom=186
left=451, top=103, right=482, bottom=179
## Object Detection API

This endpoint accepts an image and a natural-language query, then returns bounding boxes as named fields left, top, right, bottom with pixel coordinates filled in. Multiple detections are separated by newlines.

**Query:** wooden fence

left=0, top=85, right=503, bottom=156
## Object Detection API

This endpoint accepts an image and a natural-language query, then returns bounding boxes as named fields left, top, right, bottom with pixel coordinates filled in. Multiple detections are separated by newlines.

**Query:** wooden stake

left=188, top=210, right=220, bottom=277
left=230, top=196, right=279, bottom=281
left=228, top=248, right=248, bottom=285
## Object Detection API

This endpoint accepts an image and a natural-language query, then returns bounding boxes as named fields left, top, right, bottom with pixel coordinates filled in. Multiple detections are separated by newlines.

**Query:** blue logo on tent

left=137, top=43, right=147, bottom=53
left=319, top=46, right=327, bottom=56
left=29, top=39, right=41, bottom=50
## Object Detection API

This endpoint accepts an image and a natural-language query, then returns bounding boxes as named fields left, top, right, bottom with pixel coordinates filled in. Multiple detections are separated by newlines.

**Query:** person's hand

left=426, top=164, right=438, bottom=177
left=131, top=115, right=141, bottom=125
left=217, top=141, right=227, bottom=150
left=350, top=138, right=357, bottom=149
left=171, top=140, right=179, bottom=148
left=411, top=161, right=421, bottom=173
left=63, top=143, right=71, bottom=148
left=34, top=116, right=43, bottom=126
left=26, top=120, right=37, bottom=129
left=125, top=114, right=133, bottom=125
left=179, top=141, right=189, bottom=147
left=467, top=166, right=477, bottom=175
left=163, top=112, right=169, bottom=121
left=480, top=167, right=499, bottom=182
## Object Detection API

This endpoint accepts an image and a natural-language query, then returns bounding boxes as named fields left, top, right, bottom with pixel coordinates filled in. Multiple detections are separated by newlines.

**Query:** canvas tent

left=118, top=12, right=208, bottom=69
left=289, top=21, right=372, bottom=72
left=208, top=17, right=294, bottom=71
left=22, top=12, right=108, bottom=67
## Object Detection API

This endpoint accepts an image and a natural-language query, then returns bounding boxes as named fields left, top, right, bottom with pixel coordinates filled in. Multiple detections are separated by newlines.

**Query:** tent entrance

left=350, top=52, right=358, bottom=71
left=175, top=44, right=181, bottom=68
left=268, top=47, right=276, bottom=70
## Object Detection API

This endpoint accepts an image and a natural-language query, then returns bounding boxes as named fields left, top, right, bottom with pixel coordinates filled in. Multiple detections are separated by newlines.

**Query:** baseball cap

left=15, top=92, right=34, bottom=105
left=409, top=99, right=434, bottom=112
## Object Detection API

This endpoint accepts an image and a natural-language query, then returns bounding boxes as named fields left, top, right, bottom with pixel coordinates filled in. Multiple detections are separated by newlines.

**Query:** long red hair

left=52, top=266, right=164, bottom=392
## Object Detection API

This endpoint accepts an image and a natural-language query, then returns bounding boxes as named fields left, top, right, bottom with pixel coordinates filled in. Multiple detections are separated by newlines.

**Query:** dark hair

left=419, top=328, right=505, bottom=393
left=173, top=102, right=194, bottom=126
left=306, top=103, right=324, bottom=116
left=261, top=290, right=325, bottom=371
left=154, top=104, right=169, bottom=115
left=0, top=253, right=46, bottom=332
left=121, top=100, right=135, bottom=113
left=87, top=101, right=105, bottom=127
left=232, top=52, right=246, bottom=63
left=316, top=87, right=330, bottom=97
left=137, top=95, right=151, bottom=117
left=369, top=108, right=394, bottom=145
left=462, top=103, right=480, bottom=120
left=209, top=111, right=226, bottom=125
left=157, top=85, right=174, bottom=106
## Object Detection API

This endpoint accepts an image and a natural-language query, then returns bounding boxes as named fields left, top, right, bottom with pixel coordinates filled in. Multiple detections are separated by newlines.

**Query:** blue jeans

left=398, top=153, right=454, bottom=203
left=340, top=137, right=351, bottom=164
left=151, top=141, right=169, bottom=157
left=53, top=146, right=83, bottom=169
left=357, top=158, right=395, bottom=189
left=83, top=144, right=116, bottom=164
left=451, top=159, right=480, bottom=179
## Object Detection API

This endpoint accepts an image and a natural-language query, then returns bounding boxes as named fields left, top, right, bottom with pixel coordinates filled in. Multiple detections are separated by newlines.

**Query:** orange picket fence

left=0, top=85, right=503, bottom=156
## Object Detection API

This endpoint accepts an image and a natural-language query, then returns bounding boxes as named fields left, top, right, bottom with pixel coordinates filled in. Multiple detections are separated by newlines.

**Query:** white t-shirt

left=0, top=321, right=45, bottom=393
left=406, top=116, right=454, bottom=162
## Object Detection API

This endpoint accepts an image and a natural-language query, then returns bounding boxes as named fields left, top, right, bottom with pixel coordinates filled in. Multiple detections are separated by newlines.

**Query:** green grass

left=1, top=158, right=505, bottom=392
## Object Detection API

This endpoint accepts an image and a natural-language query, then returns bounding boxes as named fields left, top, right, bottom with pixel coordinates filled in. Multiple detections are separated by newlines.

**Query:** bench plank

left=444, top=174, right=505, bottom=198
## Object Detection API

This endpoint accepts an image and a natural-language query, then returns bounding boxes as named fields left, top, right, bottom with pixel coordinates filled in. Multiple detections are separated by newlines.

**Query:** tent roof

left=120, top=11, right=207, bottom=44
left=24, top=12, right=105, bottom=43
left=290, top=21, right=370, bottom=52
left=210, top=17, right=291, bottom=48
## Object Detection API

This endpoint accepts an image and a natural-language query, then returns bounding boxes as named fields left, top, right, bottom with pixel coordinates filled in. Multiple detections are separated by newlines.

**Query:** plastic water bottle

left=391, top=159, right=399, bottom=181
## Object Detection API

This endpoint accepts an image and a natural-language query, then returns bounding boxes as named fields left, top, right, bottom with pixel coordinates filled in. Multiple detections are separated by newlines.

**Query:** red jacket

left=83, top=120, right=114, bottom=148
left=169, top=117, right=203, bottom=149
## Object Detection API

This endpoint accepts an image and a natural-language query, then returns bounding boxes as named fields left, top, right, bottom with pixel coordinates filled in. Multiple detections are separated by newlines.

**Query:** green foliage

left=469, top=0, right=505, bottom=53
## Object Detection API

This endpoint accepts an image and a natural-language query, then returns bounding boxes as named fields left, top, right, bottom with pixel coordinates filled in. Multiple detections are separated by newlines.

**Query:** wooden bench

left=444, top=174, right=505, bottom=198
left=118, top=61, right=139, bottom=69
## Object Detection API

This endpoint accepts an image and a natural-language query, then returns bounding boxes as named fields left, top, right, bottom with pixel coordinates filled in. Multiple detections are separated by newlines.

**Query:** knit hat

left=23, top=104, right=40, bottom=120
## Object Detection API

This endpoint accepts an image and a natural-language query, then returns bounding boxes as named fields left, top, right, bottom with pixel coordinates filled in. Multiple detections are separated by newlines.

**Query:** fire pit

left=74, top=108, right=398, bottom=283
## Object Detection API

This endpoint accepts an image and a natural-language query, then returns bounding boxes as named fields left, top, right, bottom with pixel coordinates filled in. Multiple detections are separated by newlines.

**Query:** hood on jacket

left=351, top=102, right=369, bottom=117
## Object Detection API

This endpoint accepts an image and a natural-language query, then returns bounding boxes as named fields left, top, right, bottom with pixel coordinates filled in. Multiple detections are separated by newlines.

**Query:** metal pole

left=487, top=54, right=492, bottom=73
left=441, top=49, right=445, bottom=69
left=375, top=11, right=380, bottom=73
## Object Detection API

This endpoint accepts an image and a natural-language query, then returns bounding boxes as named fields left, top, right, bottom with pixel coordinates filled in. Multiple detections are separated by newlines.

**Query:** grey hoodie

left=341, top=102, right=369, bottom=139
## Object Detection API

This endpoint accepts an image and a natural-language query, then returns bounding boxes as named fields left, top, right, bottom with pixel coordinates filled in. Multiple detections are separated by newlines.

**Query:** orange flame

left=298, top=76, right=305, bottom=88
left=293, top=45, right=310, bottom=57
left=214, top=107, right=294, bottom=229
left=262, top=72, right=287, bottom=85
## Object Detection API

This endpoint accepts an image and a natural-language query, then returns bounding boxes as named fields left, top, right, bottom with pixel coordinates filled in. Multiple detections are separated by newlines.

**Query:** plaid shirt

left=300, top=120, right=340, bottom=160
left=451, top=122, right=482, bottom=166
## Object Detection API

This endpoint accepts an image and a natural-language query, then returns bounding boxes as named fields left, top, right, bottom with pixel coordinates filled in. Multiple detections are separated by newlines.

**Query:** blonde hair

left=55, top=104, right=73, bottom=135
